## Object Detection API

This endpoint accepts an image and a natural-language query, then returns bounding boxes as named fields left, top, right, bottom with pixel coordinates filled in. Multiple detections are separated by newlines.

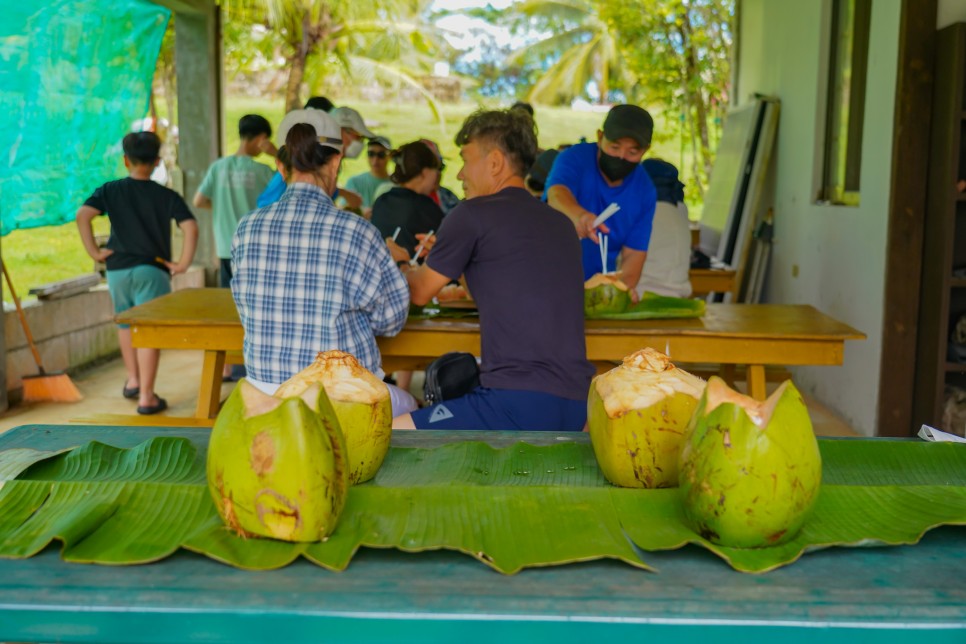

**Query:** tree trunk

left=679, top=8, right=714, bottom=180
left=284, top=51, right=307, bottom=112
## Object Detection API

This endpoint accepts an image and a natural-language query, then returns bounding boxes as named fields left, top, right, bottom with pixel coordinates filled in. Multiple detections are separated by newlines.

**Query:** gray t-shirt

left=426, top=187, right=595, bottom=400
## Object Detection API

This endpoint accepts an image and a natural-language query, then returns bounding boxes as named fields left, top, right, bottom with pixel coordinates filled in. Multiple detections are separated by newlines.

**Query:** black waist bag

left=423, top=352, right=480, bottom=404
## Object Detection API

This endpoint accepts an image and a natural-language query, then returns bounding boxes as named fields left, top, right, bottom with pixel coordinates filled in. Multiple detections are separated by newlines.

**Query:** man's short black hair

left=122, top=131, right=161, bottom=165
left=455, top=109, right=538, bottom=178
left=304, top=96, right=335, bottom=112
left=510, top=101, right=535, bottom=117
left=239, top=114, right=272, bottom=140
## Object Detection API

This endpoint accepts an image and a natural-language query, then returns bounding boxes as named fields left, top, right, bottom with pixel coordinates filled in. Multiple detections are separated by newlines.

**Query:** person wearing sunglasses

left=346, top=136, right=393, bottom=218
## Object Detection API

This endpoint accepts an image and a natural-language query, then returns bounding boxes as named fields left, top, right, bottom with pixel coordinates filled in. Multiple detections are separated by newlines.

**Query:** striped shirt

left=231, top=182, right=409, bottom=385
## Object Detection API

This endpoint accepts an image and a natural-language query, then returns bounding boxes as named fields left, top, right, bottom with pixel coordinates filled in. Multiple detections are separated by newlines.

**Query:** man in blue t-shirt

left=545, top=104, right=657, bottom=295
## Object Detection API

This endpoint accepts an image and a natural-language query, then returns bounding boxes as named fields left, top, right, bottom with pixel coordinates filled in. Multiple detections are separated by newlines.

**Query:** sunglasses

left=368, top=150, right=388, bottom=159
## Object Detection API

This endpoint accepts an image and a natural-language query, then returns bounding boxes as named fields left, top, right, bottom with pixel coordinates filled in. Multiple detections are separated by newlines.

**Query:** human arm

left=192, top=192, right=212, bottom=209
left=75, top=205, right=112, bottom=262
left=193, top=164, right=215, bottom=209
left=339, top=187, right=363, bottom=211
left=547, top=184, right=609, bottom=243
left=619, top=247, right=647, bottom=302
left=259, top=138, right=278, bottom=158
left=404, top=263, right=452, bottom=306
left=163, top=219, right=199, bottom=275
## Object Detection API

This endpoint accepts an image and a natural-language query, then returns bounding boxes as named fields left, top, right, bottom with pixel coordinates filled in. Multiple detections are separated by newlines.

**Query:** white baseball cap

left=330, top=106, right=376, bottom=139
left=276, top=109, right=343, bottom=152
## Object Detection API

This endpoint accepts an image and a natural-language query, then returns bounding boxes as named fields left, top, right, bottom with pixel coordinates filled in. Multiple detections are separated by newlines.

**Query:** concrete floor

left=0, top=351, right=859, bottom=436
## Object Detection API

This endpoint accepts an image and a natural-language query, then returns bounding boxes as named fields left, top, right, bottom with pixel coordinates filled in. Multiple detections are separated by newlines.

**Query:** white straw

left=409, top=229, right=434, bottom=266
left=592, top=203, right=621, bottom=228
left=599, top=234, right=607, bottom=273
left=391, top=226, right=401, bottom=242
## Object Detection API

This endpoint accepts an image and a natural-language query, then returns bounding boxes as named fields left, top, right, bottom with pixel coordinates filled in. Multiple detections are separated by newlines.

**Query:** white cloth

left=245, top=375, right=418, bottom=417
left=636, top=201, right=693, bottom=299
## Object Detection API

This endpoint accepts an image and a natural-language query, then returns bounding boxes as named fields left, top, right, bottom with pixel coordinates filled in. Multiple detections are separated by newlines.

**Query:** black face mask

left=598, top=151, right=638, bottom=182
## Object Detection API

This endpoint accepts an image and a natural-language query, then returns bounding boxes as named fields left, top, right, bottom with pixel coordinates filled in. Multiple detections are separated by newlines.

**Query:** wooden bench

left=28, top=273, right=101, bottom=301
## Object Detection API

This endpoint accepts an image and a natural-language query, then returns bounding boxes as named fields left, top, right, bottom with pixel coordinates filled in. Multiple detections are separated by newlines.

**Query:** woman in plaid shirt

left=231, top=110, right=418, bottom=414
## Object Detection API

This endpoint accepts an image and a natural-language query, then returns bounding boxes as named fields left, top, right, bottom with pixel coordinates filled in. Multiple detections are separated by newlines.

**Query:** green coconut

left=679, top=377, right=822, bottom=548
left=275, top=351, right=392, bottom=484
left=207, top=379, right=348, bottom=542
left=588, top=348, right=705, bottom=488
left=584, top=273, right=631, bottom=317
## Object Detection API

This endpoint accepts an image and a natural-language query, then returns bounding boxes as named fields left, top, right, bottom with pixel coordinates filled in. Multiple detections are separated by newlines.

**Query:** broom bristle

left=22, top=373, right=83, bottom=403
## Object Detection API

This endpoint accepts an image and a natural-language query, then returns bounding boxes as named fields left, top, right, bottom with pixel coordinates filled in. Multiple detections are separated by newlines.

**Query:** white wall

left=736, top=0, right=902, bottom=435
left=938, top=0, right=966, bottom=29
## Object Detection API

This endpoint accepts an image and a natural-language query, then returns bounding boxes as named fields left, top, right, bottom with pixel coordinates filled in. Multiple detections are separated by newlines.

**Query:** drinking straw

left=409, top=229, right=434, bottom=266
left=391, top=227, right=401, bottom=242
left=599, top=235, right=608, bottom=273
left=592, top=203, right=621, bottom=228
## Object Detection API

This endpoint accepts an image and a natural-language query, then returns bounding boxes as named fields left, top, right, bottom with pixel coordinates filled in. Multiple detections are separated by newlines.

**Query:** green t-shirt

left=198, top=155, right=275, bottom=258
left=345, top=171, right=392, bottom=208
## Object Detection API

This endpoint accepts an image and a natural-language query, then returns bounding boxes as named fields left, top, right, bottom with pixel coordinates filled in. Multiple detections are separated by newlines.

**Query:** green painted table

left=0, top=425, right=963, bottom=644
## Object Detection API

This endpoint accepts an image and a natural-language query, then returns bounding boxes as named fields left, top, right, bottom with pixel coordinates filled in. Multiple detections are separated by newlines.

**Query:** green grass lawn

left=3, top=97, right=694, bottom=303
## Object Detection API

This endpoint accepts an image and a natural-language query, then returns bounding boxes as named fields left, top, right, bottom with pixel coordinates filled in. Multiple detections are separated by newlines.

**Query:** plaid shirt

left=231, top=182, right=409, bottom=384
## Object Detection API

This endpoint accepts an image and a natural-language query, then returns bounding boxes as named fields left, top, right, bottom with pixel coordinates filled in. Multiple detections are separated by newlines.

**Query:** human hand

left=157, top=257, right=188, bottom=275
left=259, top=138, right=278, bottom=157
left=627, top=287, right=640, bottom=304
left=90, top=248, right=113, bottom=262
left=574, top=212, right=610, bottom=243
left=413, top=232, right=436, bottom=258
left=386, top=238, right=411, bottom=264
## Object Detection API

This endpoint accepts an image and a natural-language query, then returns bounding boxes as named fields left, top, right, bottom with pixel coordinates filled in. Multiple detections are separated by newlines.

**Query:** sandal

left=123, top=385, right=140, bottom=400
left=137, top=397, right=168, bottom=415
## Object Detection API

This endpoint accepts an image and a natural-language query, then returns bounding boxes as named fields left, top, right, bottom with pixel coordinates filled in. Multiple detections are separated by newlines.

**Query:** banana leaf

left=586, top=292, right=706, bottom=320
left=0, top=437, right=963, bottom=574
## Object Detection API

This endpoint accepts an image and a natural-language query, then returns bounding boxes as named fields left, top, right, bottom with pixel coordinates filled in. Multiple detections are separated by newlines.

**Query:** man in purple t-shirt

left=394, top=109, right=595, bottom=431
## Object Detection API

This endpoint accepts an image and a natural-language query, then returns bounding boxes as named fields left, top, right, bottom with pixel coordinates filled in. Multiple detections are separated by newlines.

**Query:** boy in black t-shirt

left=76, top=132, right=198, bottom=415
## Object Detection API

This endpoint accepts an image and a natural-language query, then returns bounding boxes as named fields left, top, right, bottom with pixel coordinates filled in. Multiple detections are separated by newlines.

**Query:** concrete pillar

left=173, top=2, right=222, bottom=285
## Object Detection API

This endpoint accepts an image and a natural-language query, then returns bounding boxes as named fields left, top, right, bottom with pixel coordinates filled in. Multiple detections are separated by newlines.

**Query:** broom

left=1, top=258, right=83, bottom=402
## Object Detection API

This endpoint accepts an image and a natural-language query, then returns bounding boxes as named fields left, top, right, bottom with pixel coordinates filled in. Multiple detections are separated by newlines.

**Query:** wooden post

left=878, top=0, right=937, bottom=436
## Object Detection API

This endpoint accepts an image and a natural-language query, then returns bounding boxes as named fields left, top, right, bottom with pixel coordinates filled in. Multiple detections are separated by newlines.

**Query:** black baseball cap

left=602, top=104, right=653, bottom=147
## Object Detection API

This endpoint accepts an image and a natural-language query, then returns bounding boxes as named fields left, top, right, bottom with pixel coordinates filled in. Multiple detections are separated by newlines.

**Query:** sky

left=430, top=0, right=517, bottom=62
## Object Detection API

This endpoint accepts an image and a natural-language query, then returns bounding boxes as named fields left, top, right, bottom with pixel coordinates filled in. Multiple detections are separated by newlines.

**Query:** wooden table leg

left=719, top=364, right=738, bottom=387
left=196, top=350, right=226, bottom=419
left=747, top=364, right=767, bottom=400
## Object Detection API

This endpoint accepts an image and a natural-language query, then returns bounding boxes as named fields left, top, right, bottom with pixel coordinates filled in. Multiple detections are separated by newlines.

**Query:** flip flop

left=137, top=397, right=168, bottom=415
left=122, top=385, right=140, bottom=399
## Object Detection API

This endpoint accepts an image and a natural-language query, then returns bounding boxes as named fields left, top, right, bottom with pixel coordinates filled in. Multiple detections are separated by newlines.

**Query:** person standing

left=76, top=132, right=198, bottom=415
left=545, top=104, right=657, bottom=295
left=193, top=114, right=275, bottom=289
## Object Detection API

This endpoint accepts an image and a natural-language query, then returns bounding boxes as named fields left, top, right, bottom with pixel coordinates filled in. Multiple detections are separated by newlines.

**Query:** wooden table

left=0, top=424, right=962, bottom=644
left=114, top=288, right=864, bottom=421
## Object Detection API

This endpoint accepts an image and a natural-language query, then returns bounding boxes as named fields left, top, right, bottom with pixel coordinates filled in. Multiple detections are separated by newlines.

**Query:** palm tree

left=503, top=0, right=632, bottom=105
left=227, top=0, right=451, bottom=113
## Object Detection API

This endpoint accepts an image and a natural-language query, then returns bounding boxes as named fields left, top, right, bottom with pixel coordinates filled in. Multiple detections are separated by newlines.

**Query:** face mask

left=598, top=151, right=638, bottom=182
left=345, top=139, right=364, bottom=159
